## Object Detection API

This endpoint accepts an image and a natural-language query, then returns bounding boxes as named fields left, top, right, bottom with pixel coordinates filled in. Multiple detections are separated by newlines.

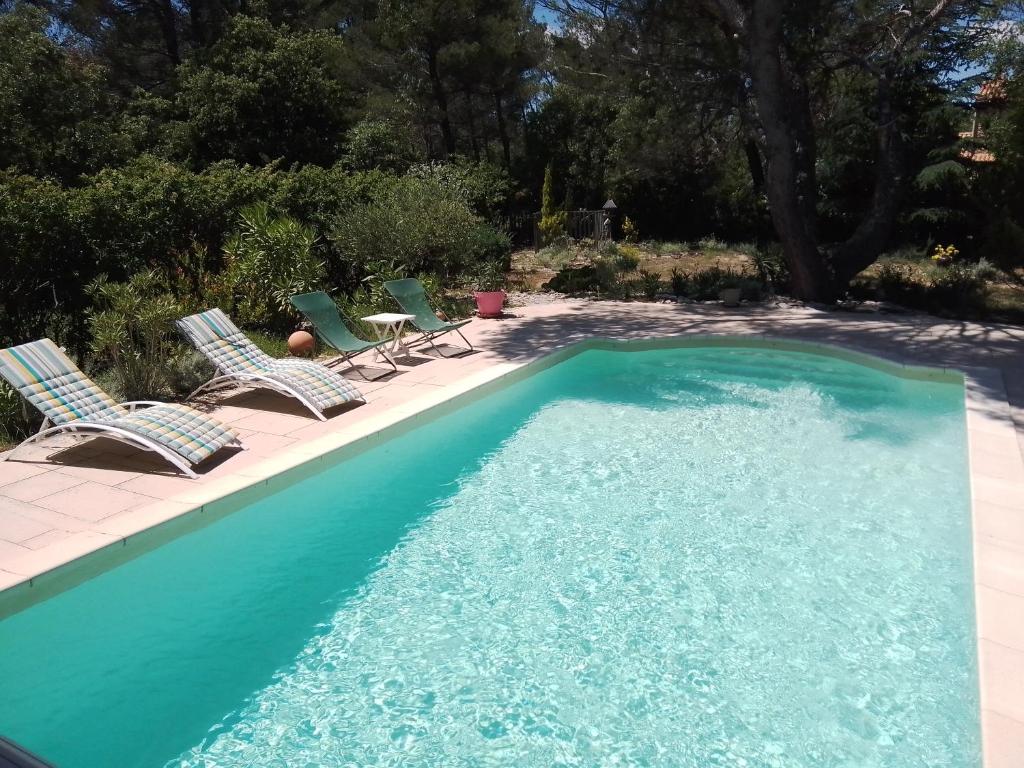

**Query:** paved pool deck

left=1, top=299, right=1022, bottom=765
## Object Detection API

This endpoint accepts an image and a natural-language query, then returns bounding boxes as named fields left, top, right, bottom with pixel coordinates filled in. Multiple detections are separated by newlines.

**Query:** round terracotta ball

left=288, top=330, right=315, bottom=356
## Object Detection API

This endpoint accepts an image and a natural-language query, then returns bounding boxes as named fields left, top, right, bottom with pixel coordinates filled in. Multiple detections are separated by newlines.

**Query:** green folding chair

left=383, top=278, right=474, bottom=358
left=289, top=292, right=396, bottom=380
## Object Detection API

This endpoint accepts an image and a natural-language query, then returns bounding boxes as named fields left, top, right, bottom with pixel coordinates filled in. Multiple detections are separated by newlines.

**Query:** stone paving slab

left=0, top=299, right=1022, bottom=765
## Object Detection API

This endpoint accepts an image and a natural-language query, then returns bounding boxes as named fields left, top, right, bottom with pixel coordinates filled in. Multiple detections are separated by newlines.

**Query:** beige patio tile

left=980, top=640, right=1024, bottom=723
left=93, top=501, right=196, bottom=538
left=55, top=461, right=145, bottom=486
left=978, top=585, right=1024, bottom=650
left=115, top=471, right=196, bottom=499
left=971, top=443, right=1024, bottom=483
left=4, top=504, right=97, bottom=534
left=0, top=461, right=51, bottom=487
left=230, top=410, right=319, bottom=436
left=975, top=538, right=1024, bottom=598
left=36, top=482, right=148, bottom=521
left=0, top=538, right=30, bottom=561
left=234, top=432, right=299, bottom=457
left=983, top=710, right=1024, bottom=768
left=0, top=569, right=26, bottom=591
left=975, top=500, right=1024, bottom=550
left=974, top=475, right=1024, bottom=511
left=0, top=509, right=52, bottom=544
left=2, top=531, right=122, bottom=577
left=2, top=472, right=85, bottom=502
left=20, top=529, right=74, bottom=551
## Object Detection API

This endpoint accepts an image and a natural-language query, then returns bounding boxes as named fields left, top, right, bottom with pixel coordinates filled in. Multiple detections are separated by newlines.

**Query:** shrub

left=697, top=235, right=727, bottom=252
left=539, top=212, right=567, bottom=246
left=874, top=261, right=923, bottom=302
left=930, top=262, right=989, bottom=310
left=0, top=380, right=35, bottom=448
left=474, top=260, right=507, bottom=292
left=638, top=269, right=662, bottom=299
left=751, top=246, right=790, bottom=292
left=0, top=171, right=90, bottom=350
left=343, top=119, right=423, bottom=174
left=467, top=225, right=513, bottom=270
left=331, top=176, right=491, bottom=279
left=223, top=204, right=325, bottom=331
left=87, top=271, right=188, bottom=401
left=614, top=245, right=642, bottom=272
left=622, top=216, right=640, bottom=242
left=408, top=160, right=512, bottom=220
left=670, top=267, right=687, bottom=297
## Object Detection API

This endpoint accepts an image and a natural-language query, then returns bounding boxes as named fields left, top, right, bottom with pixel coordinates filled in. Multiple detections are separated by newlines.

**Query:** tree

left=0, top=6, right=136, bottom=181
left=172, top=15, right=362, bottom=166
left=700, top=0, right=984, bottom=299
left=370, top=0, right=545, bottom=164
left=544, top=0, right=987, bottom=300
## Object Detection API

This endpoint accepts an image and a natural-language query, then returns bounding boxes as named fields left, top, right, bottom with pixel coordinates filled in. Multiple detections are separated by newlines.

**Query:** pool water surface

left=0, top=346, right=978, bottom=767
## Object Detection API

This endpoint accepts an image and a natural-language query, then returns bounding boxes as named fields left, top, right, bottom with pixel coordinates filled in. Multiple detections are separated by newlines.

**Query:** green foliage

left=621, top=216, right=639, bottom=242
left=539, top=212, right=567, bottom=246
left=223, top=204, right=325, bottom=330
left=343, top=119, right=423, bottom=174
left=637, top=269, right=662, bottom=299
left=750, top=247, right=790, bottom=292
left=87, top=271, right=189, bottom=401
left=0, top=171, right=87, bottom=348
left=172, top=16, right=359, bottom=166
left=0, top=7, right=137, bottom=181
left=331, top=176, right=492, bottom=279
left=0, top=380, right=34, bottom=448
left=408, top=161, right=513, bottom=220
left=541, top=163, right=557, bottom=219
left=474, top=260, right=507, bottom=292
left=614, top=245, right=641, bottom=272
left=670, top=267, right=687, bottom=297
left=538, top=162, right=567, bottom=245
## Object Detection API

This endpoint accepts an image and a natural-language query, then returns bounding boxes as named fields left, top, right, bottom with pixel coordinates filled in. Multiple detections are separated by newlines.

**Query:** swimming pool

left=0, top=343, right=979, bottom=767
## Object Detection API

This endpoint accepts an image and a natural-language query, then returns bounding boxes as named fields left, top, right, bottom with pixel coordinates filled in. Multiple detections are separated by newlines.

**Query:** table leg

left=370, top=323, right=389, bottom=363
left=390, top=320, right=409, bottom=359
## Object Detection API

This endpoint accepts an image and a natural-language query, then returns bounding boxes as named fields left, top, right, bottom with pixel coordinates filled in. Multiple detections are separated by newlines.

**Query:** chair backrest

left=0, top=339, right=121, bottom=426
left=176, top=309, right=274, bottom=375
left=289, top=292, right=366, bottom=351
left=383, top=278, right=445, bottom=332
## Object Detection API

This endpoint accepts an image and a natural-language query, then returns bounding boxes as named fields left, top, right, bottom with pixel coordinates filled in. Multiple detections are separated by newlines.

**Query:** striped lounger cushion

left=180, top=309, right=362, bottom=411
left=0, top=339, right=121, bottom=425
left=95, top=403, right=239, bottom=466
left=0, top=339, right=238, bottom=466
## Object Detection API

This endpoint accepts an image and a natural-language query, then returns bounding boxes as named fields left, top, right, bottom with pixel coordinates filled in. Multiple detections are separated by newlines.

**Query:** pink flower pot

left=474, top=290, right=505, bottom=318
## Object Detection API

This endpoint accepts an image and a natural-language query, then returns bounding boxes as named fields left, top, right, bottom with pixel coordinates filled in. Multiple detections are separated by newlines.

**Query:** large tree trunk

left=426, top=48, right=456, bottom=157
left=494, top=91, right=512, bottom=169
left=747, top=0, right=833, bottom=301
left=147, top=0, right=182, bottom=65
left=830, top=71, right=906, bottom=286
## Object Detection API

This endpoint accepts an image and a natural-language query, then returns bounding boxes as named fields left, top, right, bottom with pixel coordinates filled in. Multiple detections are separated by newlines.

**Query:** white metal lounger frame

left=185, top=372, right=333, bottom=422
left=2, top=402, right=245, bottom=479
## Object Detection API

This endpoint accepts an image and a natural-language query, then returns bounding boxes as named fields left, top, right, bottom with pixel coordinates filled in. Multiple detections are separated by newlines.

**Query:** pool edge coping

left=1, top=332, right=1022, bottom=765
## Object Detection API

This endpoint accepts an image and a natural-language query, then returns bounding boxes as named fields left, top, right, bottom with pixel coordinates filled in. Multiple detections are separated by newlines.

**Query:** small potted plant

left=473, top=260, right=507, bottom=318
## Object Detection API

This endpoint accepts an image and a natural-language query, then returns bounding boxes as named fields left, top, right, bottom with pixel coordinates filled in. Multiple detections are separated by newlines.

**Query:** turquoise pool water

left=0, top=345, right=978, bottom=767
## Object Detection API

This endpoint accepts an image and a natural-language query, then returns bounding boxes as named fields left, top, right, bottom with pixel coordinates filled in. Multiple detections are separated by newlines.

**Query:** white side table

left=361, top=313, right=416, bottom=363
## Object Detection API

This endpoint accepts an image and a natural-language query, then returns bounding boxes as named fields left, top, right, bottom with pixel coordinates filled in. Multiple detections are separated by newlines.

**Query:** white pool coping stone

left=0, top=332, right=1022, bottom=767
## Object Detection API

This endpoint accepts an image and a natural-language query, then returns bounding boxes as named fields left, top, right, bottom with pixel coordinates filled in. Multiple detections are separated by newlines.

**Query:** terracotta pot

left=474, top=290, right=505, bottom=318
left=719, top=287, right=742, bottom=307
left=287, top=330, right=315, bottom=355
